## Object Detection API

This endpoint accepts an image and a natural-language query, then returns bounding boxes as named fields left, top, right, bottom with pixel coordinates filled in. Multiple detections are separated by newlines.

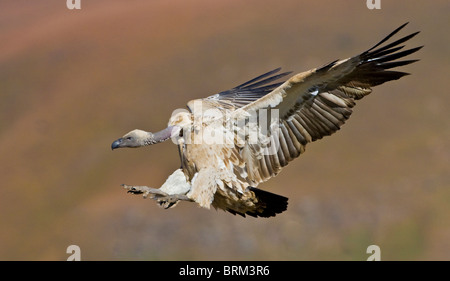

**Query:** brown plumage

left=112, top=23, right=421, bottom=218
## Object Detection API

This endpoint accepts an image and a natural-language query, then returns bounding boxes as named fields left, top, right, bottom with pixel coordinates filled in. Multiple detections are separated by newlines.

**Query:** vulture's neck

left=144, top=126, right=176, bottom=146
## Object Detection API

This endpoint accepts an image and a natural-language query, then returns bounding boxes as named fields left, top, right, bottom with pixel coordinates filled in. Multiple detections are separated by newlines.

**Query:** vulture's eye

left=126, top=137, right=132, bottom=140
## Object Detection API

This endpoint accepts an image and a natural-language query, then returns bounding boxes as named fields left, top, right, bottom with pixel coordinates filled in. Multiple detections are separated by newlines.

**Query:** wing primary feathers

left=326, top=25, right=422, bottom=90
left=378, top=59, right=420, bottom=69
left=240, top=72, right=292, bottom=90
left=233, top=67, right=282, bottom=89
left=365, top=22, right=409, bottom=53
left=368, top=46, right=423, bottom=64
left=208, top=68, right=293, bottom=109
left=360, top=24, right=421, bottom=67
left=244, top=82, right=286, bottom=92
left=230, top=67, right=292, bottom=92
left=367, top=45, right=406, bottom=60
left=365, top=31, right=420, bottom=59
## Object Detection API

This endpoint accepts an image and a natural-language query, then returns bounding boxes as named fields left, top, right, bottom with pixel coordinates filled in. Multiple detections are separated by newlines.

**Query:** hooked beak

left=111, top=138, right=123, bottom=150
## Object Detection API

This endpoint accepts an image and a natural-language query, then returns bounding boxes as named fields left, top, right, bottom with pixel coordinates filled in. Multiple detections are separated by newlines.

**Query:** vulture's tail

left=221, top=187, right=288, bottom=218
left=247, top=187, right=289, bottom=218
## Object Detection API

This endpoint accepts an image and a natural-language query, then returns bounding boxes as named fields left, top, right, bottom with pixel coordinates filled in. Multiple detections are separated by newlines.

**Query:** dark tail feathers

left=227, top=187, right=289, bottom=218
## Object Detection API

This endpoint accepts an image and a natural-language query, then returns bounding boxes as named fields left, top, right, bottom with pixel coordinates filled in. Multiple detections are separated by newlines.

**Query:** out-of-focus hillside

left=0, top=0, right=449, bottom=260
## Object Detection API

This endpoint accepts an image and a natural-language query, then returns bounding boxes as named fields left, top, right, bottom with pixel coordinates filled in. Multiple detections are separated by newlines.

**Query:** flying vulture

left=112, top=23, right=421, bottom=217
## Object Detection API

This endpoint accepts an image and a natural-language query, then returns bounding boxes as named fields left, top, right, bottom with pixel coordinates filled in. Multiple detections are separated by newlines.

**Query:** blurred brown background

left=0, top=0, right=449, bottom=260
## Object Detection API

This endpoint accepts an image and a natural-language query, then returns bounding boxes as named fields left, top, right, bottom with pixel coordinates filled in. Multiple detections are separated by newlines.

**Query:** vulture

left=111, top=23, right=421, bottom=218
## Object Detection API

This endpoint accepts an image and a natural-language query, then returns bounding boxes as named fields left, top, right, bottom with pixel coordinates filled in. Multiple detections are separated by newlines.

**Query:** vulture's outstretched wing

left=226, top=23, right=422, bottom=185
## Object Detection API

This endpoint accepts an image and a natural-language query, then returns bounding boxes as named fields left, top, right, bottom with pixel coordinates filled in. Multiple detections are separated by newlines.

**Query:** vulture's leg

left=156, top=193, right=193, bottom=209
left=121, top=184, right=193, bottom=209
left=122, top=169, right=192, bottom=209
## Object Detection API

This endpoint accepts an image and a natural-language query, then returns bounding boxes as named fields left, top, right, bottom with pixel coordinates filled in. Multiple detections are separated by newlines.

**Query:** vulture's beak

left=111, top=138, right=122, bottom=150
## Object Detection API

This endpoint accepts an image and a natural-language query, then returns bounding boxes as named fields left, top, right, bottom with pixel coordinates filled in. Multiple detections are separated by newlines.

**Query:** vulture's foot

left=155, top=194, right=192, bottom=209
left=121, top=184, right=192, bottom=209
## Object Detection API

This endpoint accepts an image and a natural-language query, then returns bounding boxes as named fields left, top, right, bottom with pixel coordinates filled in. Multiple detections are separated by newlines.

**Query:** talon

left=127, top=188, right=143, bottom=195
left=157, top=195, right=181, bottom=209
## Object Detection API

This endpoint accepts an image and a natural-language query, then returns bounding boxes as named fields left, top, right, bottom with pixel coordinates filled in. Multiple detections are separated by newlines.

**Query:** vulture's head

left=111, top=127, right=177, bottom=150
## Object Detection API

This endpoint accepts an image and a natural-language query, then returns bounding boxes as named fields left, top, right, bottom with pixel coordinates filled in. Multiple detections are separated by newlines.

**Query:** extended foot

left=121, top=184, right=193, bottom=209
